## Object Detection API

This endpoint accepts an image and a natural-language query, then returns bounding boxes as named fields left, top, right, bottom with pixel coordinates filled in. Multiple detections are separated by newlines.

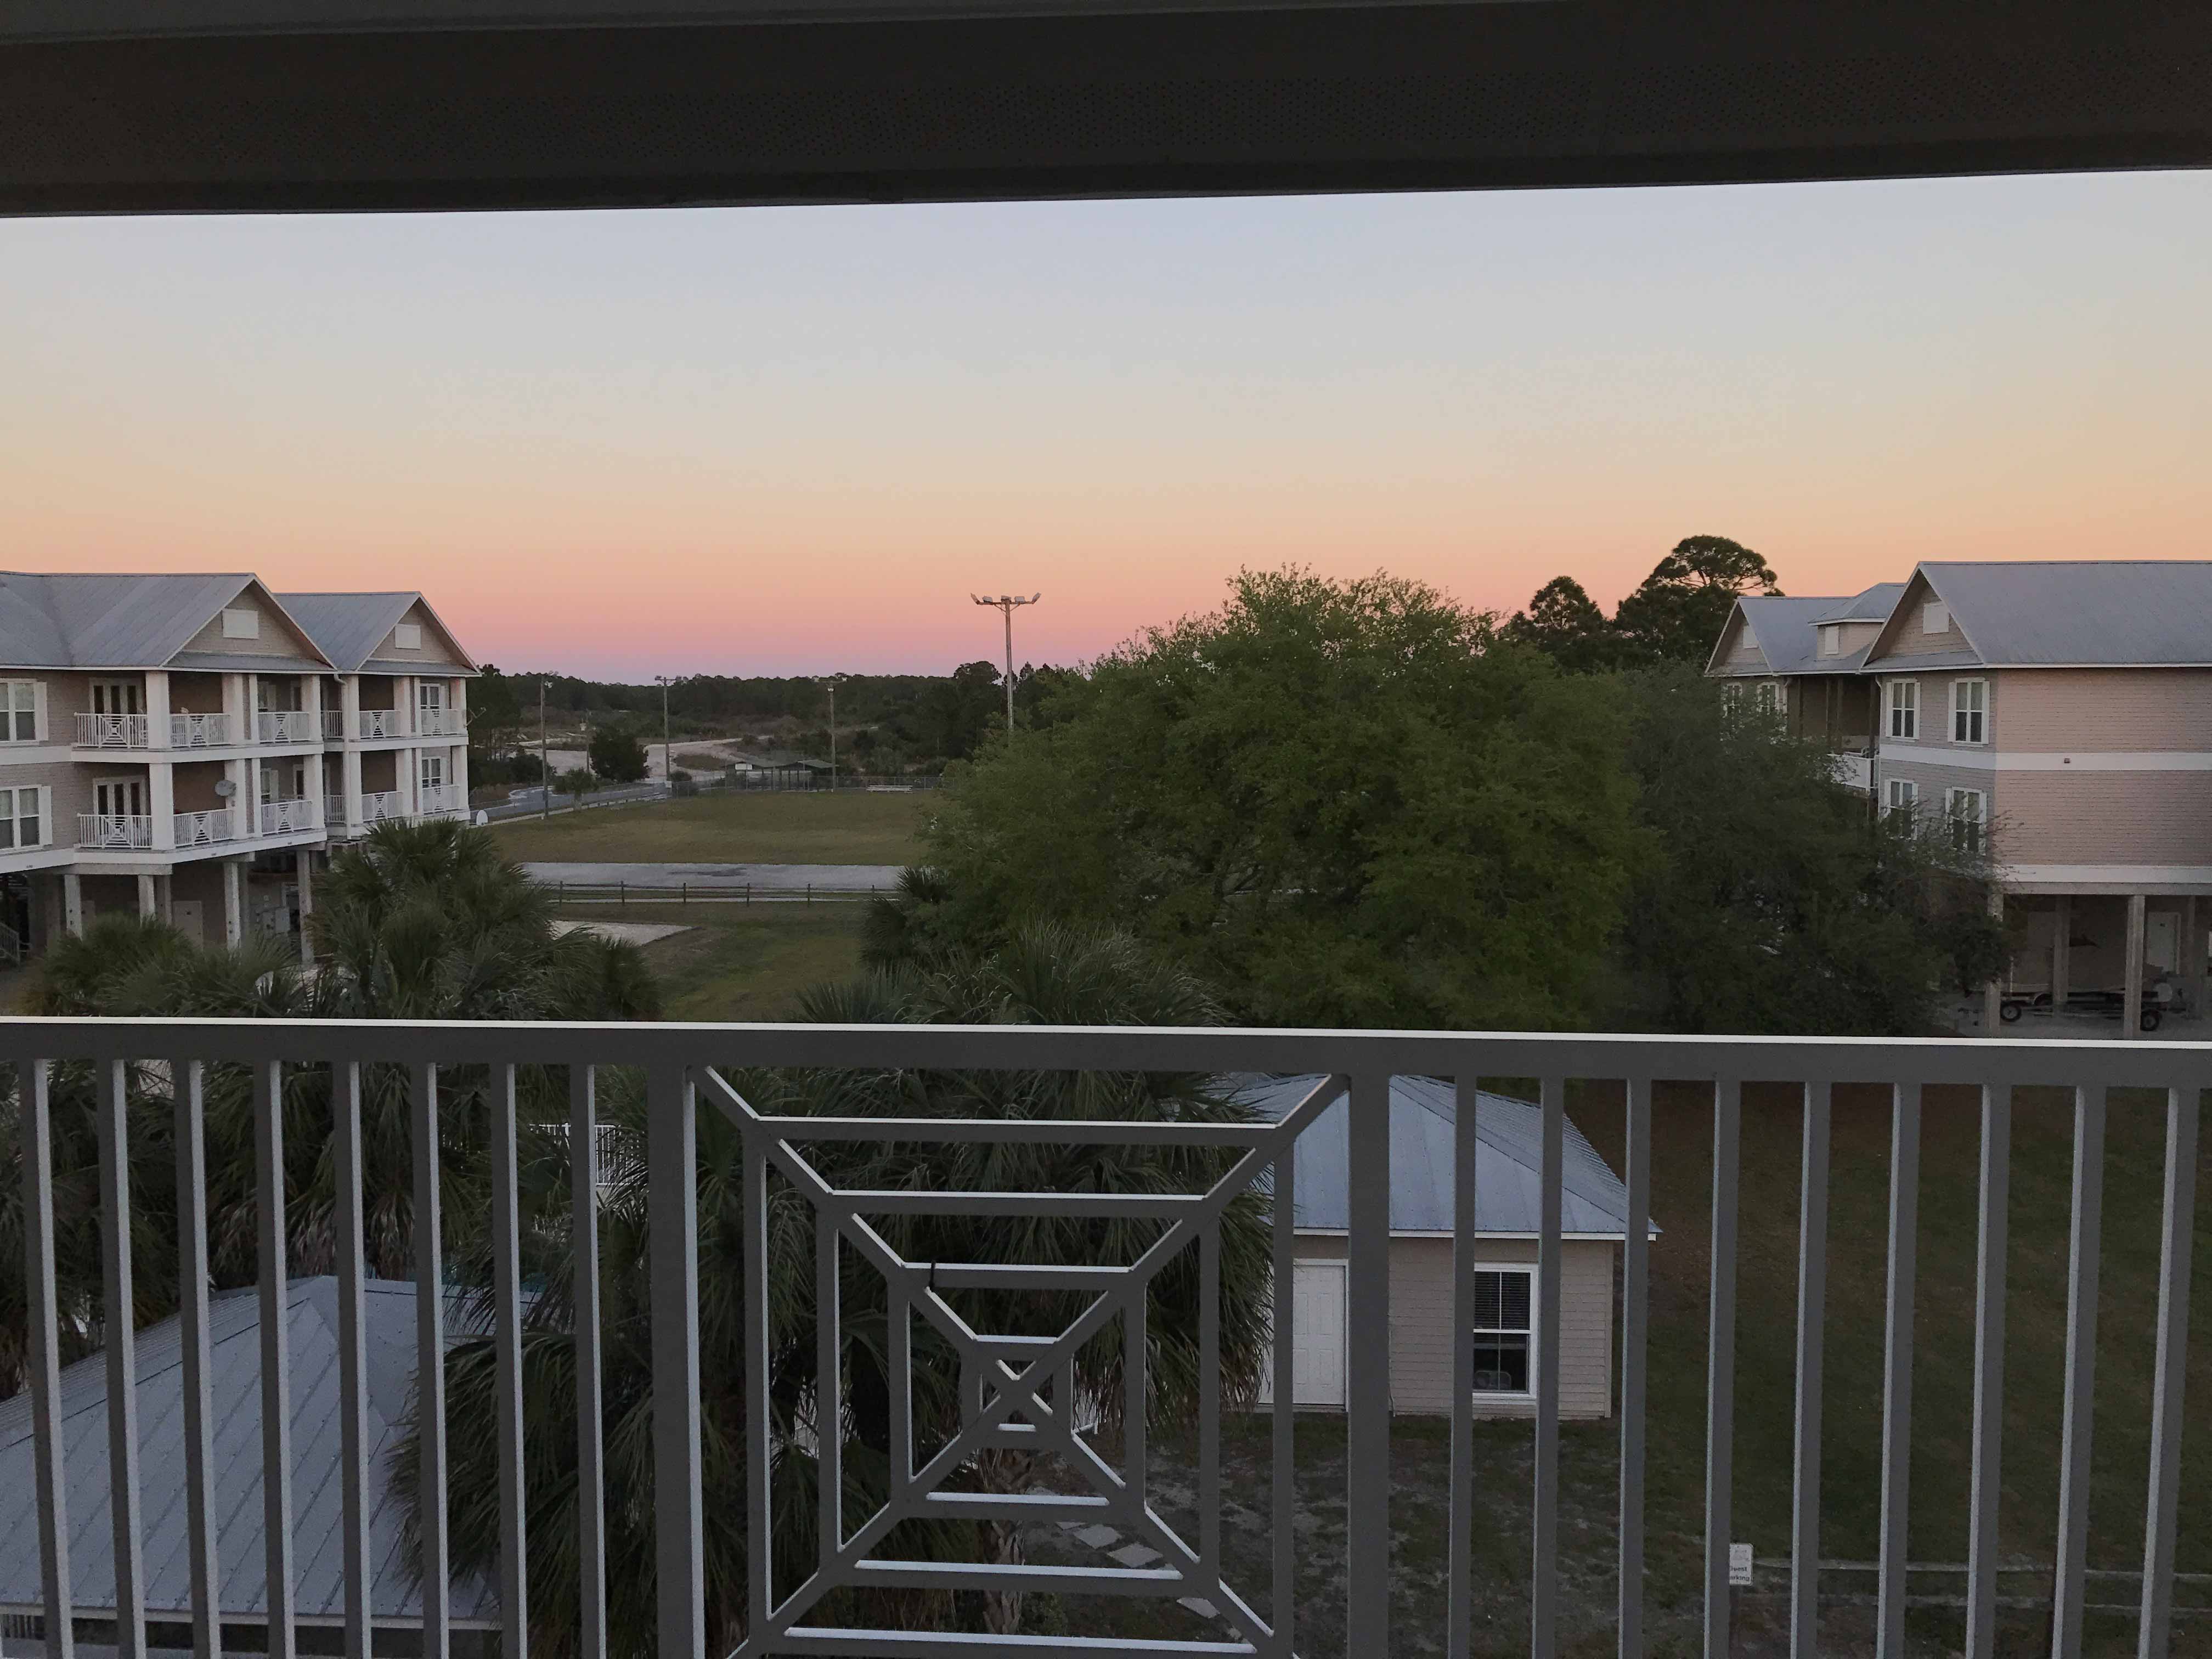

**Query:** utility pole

left=654, top=674, right=675, bottom=794
left=820, top=673, right=848, bottom=790
left=971, top=593, right=1041, bottom=735
left=539, top=682, right=550, bottom=820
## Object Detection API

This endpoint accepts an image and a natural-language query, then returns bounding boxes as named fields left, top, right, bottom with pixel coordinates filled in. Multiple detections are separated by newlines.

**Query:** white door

left=172, top=899, right=205, bottom=943
left=1291, top=1260, right=1347, bottom=1408
left=95, top=778, right=147, bottom=817
left=2148, top=912, right=2180, bottom=973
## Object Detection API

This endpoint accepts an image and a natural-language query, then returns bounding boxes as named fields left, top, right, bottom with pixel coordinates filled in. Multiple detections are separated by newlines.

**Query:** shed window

left=1471, top=1268, right=1533, bottom=1395
left=1953, top=679, right=1987, bottom=744
left=222, top=607, right=259, bottom=639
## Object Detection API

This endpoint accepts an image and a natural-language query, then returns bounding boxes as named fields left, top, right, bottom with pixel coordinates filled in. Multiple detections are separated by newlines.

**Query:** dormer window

left=393, top=622, right=422, bottom=650
left=1819, top=627, right=1838, bottom=657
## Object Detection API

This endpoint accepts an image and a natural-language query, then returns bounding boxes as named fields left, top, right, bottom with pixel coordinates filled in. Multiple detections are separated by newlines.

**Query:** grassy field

left=1000, top=1080, right=2212, bottom=1656
left=491, top=789, right=930, bottom=866
left=565, top=901, right=870, bottom=1019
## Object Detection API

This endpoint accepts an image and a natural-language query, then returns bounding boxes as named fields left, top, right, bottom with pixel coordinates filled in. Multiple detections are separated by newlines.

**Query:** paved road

left=485, top=783, right=666, bottom=821
left=523, top=861, right=903, bottom=891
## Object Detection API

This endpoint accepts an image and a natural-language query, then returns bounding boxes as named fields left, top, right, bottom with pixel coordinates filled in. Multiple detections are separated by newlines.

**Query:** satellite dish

left=214, top=778, right=236, bottom=798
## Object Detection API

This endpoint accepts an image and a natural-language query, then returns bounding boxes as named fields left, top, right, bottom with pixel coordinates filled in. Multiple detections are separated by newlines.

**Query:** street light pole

left=819, top=673, right=848, bottom=789
left=971, top=592, right=1041, bottom=735
left=654, top=674, right=675, bottom=794
left=539, top=682, right=549, bottom=820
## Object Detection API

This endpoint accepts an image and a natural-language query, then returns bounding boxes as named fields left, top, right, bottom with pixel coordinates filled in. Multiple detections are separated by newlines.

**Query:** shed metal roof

left=1228, top=1074, right=1639, bottom=1237
left=1905, top=562, right=2212, bottom=668
left=0, top=1278, right=499, bottom=1627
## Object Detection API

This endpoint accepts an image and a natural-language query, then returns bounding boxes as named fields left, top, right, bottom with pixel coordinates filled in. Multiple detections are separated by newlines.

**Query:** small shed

left=1232, top=1075, right=1645, bottom=1420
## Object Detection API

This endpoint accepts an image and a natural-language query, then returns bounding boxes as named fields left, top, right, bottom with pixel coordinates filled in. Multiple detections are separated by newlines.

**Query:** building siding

left=1872, top=573, right=1977, bottom=661
left=1293, top=1233, right=1616, bottom=1420
left=1995, top=668, right=2212, bottom=752
left=374, top=602, right=469, bottom=669
left=1997, top=772, right=2212, bottom=866
left=177, top=589, right=319, bottom=660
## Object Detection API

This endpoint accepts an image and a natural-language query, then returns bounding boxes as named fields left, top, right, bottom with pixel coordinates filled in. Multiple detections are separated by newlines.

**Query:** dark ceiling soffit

left=4, top=2, right=2210, bottom=216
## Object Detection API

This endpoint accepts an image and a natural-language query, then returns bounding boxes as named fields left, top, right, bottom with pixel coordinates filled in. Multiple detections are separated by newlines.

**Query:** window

left=91, top=680, right=142, bottom=716
left=1755, top=682, right=1782, bottom=716
left=1471, top=1268, right=1533, bottom=1395
left=394, top=622, right=423, bottom=650
left=1887, top=679, right=1918, bottom=740
left=1948, top=788, right=1985, bottom=853
left=0, top=680, right=37, bottom=743
left=1819, top=626, right=1837, bottom=658
left=420, top=753, right=447, bottom=792
left=259, top=761, right=306, bottom=803
left=1885, top=778, right=1918, bottom=818
left=1922, top=600, right=1948, bottom=635
left=419, top=681, right=445, bottom=717
left=0, top=787, right=44, bottom=849
left=1952, top=679, right=1987, bottom=744
left=222, top=607, right=260, bottom=639
left=1720, top=682, right=1742, bottom=707
left=94, top=777, right=146, bottom=818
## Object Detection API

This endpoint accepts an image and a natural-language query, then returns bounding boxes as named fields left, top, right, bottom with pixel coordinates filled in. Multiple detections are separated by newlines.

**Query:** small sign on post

left=1728, top=1543, right=1754, bottom=1588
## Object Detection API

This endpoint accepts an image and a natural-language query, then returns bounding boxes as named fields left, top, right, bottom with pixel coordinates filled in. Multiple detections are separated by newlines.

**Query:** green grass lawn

left=491, top=789, right=930, bottom=866
left=566, top=901, right=870, bottom=1019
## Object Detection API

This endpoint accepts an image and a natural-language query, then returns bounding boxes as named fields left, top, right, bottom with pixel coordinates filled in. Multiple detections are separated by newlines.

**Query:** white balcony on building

left=417, top=708, right=465, bottom=737
left=173, top=808, right=239, bottom=848
left=257, top=710, right=318, bottom=746
left=74, top=712, right=236, bottom=751
left=258, top=796, right=319, bottom=836
left=77, top=812, right=153, bottom=849
left=357, top=708, right=406, bottom=740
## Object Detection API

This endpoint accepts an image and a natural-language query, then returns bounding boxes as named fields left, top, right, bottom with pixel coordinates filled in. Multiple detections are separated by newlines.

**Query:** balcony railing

left=362, top=788, right=405, bottom=826
left=418, top=782, right=460, bottom=816
left=357, top=708, right=404, bottom=740
left=74, top=711, right=238, bottom=749
left=173, top=808, right=237, bottom=848
left=75, top=812, right=151, bottom=848
left=322, top=709, right=346, bottom=741
left=2, top=1023, right=2204, bottom=1659
left=417, top=708, right=464, bottom=737
left=256, top=710, right=316, bottom=745
left=258, top=796, right=317, bottom=836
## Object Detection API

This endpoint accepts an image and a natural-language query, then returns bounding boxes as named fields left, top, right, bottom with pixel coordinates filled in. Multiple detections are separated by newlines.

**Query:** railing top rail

left=0, top=1018, right=2203, bottom=1084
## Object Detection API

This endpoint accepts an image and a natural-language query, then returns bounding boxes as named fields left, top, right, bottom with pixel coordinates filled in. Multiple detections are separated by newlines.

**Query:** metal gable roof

left=1719, top=596, right=1843, bottom=678
left=1811, top=582, right=1906, bottom=625
left=1915, top=562, right=2212, bottom=667
left=0, top=1278, right=499, bottom=1627
left=1228, top=1074, right=1638, bottom=1237
left=0, top=572, right=250, bottom=668
left=280, top=592, right=479, bottom=675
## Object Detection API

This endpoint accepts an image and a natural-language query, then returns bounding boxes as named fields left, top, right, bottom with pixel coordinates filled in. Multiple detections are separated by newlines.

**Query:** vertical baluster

left=332, top=1061, right=370, bottom=1659
left=1199, top=1224, right=1222, bottom=1588
left=1346, top=1069, right=1392, bottom=1658
left=1703, top=1078, right=1740, bottom=1659
left=1876, top=1083, right=1921, bottom=1659
left=1534, top=1074, right=1565, bottom=1659
left=24, top=1061, right=76, bottom=1659
left=741, top=1123, right=770, bottom=1640
left=411, top=1060, right=449, bottom=1659
left=2138, top=1082, right=2198, bottom=1659
left=2052, top=1085, right=2106, bottom=1659
left=1965, top=1084, right=2011, bottom=1659
left=572, top=1065, right=608, bottom=1659
left=255, top=1061, right=296, bottom=1659
left=97, top=1057, right=147, bottom=1659
left=174, top=1058, right=222, bottom=1659
left=1791, top=1081, right=1832, bottom=1659
left=817, top=1210, right=843, bottom=1571
left=1272, top=1141, right=1297, bottom=1659
left=1620, top=1077, right=1651, bottom=1659
left=651, top=1064, right=706, bottom=1652
left=1448, top=1077, right=1475, bottom=1659
left=490, top=1064, right=528, bottom=1658
left=888, top=1280, right=912, bottom=1502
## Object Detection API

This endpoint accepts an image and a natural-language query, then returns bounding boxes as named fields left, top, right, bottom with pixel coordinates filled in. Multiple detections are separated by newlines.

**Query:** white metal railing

left=418, top=783, right=460, bottom=816
left=417, top=708, right=464, bottom=737
left=76, top=812, right=151, bottom=848
left=170, top=710, right=230, bottom=748
left=257, top=710, right=315, bottom=745
left=361, top=788, right=405, bottom=826
left=1835, top=753, right=1872, bottom=791
left=324, top=793, right=347, bottom=828
left=2, top=1024, right=2204, bottom=1658
left=258, top=796, right=317, bottom=836
left=74, top=712, right=148, bottom=748
left=358, top=708, right=404, bottom=740
left=172, top=808, right=236, bottom=847
left=322, top=709, right=346, bottom=740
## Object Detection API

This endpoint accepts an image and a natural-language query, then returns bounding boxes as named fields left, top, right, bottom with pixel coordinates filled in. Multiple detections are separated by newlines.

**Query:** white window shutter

left=37, top=785, right=50, bottom=847
left=32, top=680, right=47, bottom=744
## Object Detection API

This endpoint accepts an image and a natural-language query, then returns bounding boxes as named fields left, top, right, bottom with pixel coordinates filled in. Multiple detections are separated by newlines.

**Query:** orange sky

left=4, top=172, right=2207, bottom=678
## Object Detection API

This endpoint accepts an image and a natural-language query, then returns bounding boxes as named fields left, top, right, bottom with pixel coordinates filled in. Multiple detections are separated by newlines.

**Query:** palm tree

left=0, top=821, right=659, bottom=1398
left=420, top=924, right=1274, bottom=1652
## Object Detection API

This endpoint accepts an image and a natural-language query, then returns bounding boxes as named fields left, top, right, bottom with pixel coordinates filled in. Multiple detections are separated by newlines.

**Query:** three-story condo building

left=1711, top=560, right=2212, bottom=1035
left=0, top=572, right=476, bottom=961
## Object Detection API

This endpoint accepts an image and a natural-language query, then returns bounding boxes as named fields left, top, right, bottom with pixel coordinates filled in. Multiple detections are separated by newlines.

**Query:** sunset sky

left=3, top=169, right=2208, bottom=680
